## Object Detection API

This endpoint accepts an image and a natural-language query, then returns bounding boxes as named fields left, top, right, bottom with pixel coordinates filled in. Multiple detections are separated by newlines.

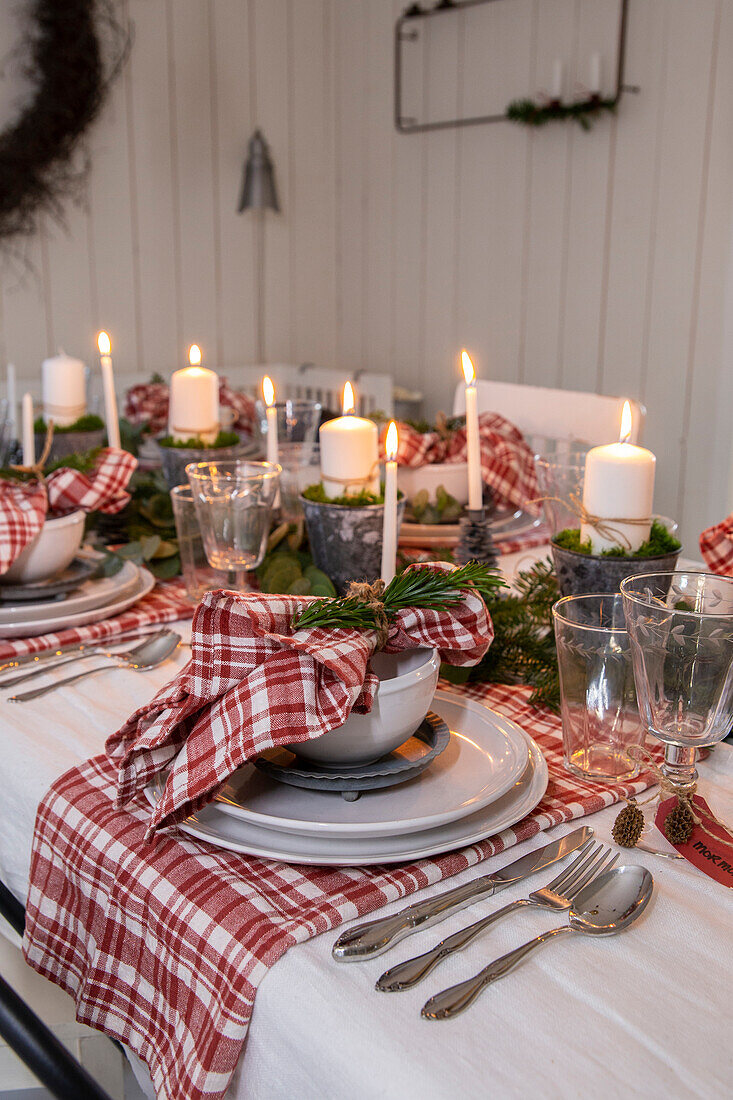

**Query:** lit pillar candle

left=168, top=344, right=219, bottom=444
left=262, top=375, right=279, bottom=466
left=41, top=349, right=86, bottom=426
left=97, top=331, right=121, bottom=449
left=381, top=420, right=399, bottom=584
left=580, top=401, right=656, bottom=552
left=21, top=393, right=34, bottom=466
left=461, top=350, right=483, bottom=511
left=6, top=363, right=17, bottom=439
left=319, top=381, right=379, bottom=497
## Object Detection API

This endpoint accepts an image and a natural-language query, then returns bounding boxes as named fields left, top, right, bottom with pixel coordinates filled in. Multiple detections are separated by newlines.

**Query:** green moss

left=158, top=430, right=240, bottom=450
left=303, top=482, right=385, bottom=507
left=553, top=520, right=681, bottom=558
left=34, top=414, right=105, bottom=434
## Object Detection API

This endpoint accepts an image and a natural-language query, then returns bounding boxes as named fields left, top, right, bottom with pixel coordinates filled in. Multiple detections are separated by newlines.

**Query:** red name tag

left=655, top=795, right=733, bottom=888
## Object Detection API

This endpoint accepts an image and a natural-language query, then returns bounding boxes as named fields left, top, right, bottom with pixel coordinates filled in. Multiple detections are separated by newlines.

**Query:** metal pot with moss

left=551, top=520, right=682, bottom=597
left=301, top=483, right=406, bottom=596
left=34, top=414, right=105, bottom=463
left=156, top=430, right=261, bottom=489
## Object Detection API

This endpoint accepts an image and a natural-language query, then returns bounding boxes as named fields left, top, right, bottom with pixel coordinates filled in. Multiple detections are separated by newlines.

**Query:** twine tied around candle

left=614, top=743, right=733, bottom=851
left=345, top=578, right=391, bottom=649
left=42, top=401, right=86, bottom=422
left=11, top=420, right=55, bottom=481
left=528, top=492, right=651, bottom=550
left=169, top=421, right=221, bottom=440
left=322, top=460, right=382, bottom=495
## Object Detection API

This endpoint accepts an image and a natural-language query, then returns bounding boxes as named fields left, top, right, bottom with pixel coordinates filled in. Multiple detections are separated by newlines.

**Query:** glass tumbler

left=255, top=399, right=322, bottom=444
left=621, top=571, right=733, bottom=792
left=534, top=445, right=589, bottom=535
left=170, top=485, right=232, bottom=602
left=278, top=442, right=321, bottom=523
left=186, top=460, right=280, bottom=572
left=553, top=593, right=644, bottom=781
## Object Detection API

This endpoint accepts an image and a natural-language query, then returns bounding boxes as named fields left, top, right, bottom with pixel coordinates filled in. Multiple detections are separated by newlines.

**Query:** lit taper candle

left=97, top=331, right=121, bottom=449
left=21, top=392, right=34, bottom=466
left=381, top=420, right=399, bottom=584
left=262, top=375, right=279, bottom=467
left=461, top=350, right=483, bottom=511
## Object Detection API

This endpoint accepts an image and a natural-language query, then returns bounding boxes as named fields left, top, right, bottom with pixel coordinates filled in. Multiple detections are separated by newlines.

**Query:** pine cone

left=612, top=801, right=644, bottom=848
left=455, top=514, right=498, bottom=568
left=663, top=799, right=695, bottom=845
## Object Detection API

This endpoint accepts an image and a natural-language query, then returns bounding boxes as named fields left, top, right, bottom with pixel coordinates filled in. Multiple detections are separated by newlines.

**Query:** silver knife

left=332, top=826, right=593, bottom=961
left=0, top=632, right=151, bottom=675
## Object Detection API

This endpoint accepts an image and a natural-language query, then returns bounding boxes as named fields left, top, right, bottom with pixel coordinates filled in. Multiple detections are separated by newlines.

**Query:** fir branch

left=506, top=95, right=617, bottom=131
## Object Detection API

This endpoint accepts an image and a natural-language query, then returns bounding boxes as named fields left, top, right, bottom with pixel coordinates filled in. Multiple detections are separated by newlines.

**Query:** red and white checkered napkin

left=125, top=378, right=256, bottom=435
left=0, top=579, right=193, bottom=662
left=700, top=513, right=733, bottom=575
left=385, top=412, right=539, bottom=512
left=107, top=565, right=493, bottom=838
left=23, top=681, right=657, bottom=1100
left=0, top=449, right=137, bottom=575
left=0, top=480, right=47, bottom=574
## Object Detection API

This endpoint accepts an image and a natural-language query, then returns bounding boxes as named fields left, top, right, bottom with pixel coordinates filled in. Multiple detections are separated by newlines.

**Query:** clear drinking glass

left=186, top=460, right=280, bottom=571
left=278, top=442, right=321, bottom=523
left=621, top=572, right=733, bottom=791
left=534, top=445, right=589, bottom=535
left=170, top=485, right=232, bottom=602
left=553, top=593, right=644, bottom=781
left=254, top=399, right=322, bottom=444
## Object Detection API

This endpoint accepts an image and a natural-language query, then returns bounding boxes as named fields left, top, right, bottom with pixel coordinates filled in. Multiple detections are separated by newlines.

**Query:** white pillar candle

left=319, top=381, right=379, bottom=497
left=381, top=421, right=399, bottom=585
left=589, top=52, right=602, bottom=95
left=169, top=345, right=220, bottom=444
left=21, top=393, right=34, bottom=466
left=41, top=349, right=86, bottom=427
left=551, top=58, right=564, bottom=100
left=461, top=350, right=483, bottom=511
left=262, top=375, right=279, bottom=466
left=6, top=363, right=17, bottom=439
left=97, top=331, right=121, bottom=449
left=580, top=401, right=656, bottom=552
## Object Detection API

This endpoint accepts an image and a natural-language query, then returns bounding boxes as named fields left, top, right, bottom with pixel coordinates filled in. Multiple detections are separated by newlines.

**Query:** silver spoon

left=421, top=864, right=653, bottom=1021
left=0, top=630, right=170, bottom=688
left=8, top=631, right=181, bottom=702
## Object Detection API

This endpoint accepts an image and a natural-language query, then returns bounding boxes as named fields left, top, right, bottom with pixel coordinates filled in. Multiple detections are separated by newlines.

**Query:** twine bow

left=529, top=492, right=651, bottom=550
left=346, top=578, right=391, bottom=649
left=320, top=460, right=381, bottom=494
left=10, top=420, right=54, bottom=481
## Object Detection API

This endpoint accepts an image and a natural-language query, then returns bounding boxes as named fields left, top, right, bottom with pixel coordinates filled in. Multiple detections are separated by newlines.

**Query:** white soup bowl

left=2, top=511, right=86, bottom=584
left=397, top=462, right=469, bottom=508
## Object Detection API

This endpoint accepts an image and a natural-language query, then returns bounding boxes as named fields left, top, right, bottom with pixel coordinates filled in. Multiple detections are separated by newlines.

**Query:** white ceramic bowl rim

left=44, top=509, right=86, bottom=527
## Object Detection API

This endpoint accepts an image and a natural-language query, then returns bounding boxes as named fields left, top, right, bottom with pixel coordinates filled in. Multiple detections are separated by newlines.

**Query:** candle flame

left=262, top=375, right=275, bottom=407
left=342, top=381, right=355, bottom=415
left=188, top=344, right=202, bottom=367
left=461, top=349, right=475, bottom=386
left=619, top=400, right=633, bottom=444
left=97, top=331, right=111, bottom=356
left=385, top=420, right=399, bottom=461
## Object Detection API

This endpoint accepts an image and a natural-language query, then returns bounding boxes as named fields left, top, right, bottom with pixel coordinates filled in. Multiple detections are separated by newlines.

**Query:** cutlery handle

left=421, top=926, right=572, bottom=1020
left=0, top=650, right=107, bottom=688
left=332, top=876, right=500, bottom=961
left=8, top=663, right=122, bottom=702
left=376, top=898, right=531, bottom=992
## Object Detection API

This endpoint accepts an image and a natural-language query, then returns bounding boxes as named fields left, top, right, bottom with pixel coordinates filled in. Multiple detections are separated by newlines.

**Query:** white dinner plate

left=0, top=567, right=155, bottom=638
left=0, top=558, right=142, bottom=626
left=215, top=695, right=528, bottom=838
left=145, top=695, right=548, bottom=865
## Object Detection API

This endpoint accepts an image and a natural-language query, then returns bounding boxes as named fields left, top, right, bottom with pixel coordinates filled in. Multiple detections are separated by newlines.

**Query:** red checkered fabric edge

left=700, top=513, right=733, bottom=576
left=46, top=448, right=138, bottom=516
left=0, top=479, right=47, bottom=574
left=125, top=379, right=256, bottom=436
left=107, top=564, right=493, bottom=837
left=383, top=412, right=539, bottom=512
left=23, top=680, right=657, bottom=1100
left=0, top=580, right=193, bottom=661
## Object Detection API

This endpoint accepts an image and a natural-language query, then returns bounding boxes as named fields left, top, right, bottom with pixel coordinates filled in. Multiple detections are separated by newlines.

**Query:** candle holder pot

left=551, top=537, right=681, bottom=598
left=157, top=438, right=261, bottom=489
left=36, top=427, right=106, bottom=464
left=302, top=496, right=406, bottom=596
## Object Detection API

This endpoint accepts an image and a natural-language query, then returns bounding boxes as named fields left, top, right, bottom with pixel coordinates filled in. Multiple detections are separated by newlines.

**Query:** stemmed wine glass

left=620, top=572, right=733, bottom=792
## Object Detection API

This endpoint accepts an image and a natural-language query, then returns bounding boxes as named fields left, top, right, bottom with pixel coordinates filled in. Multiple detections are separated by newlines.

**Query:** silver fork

left=0, top=632, right=165, bottom=688
left=376, top=842, right=618, bottom=992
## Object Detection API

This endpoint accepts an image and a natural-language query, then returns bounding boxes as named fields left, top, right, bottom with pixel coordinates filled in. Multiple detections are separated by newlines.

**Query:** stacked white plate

left=0, top=554, right=155, bottom=637
left=147, top=691, right=548, bottom=866
left=398, top=506, right=542, bottom=549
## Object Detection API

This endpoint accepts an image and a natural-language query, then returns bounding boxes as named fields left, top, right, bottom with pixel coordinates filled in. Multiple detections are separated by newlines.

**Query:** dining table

left=0, top=542, right=731, bottom=1100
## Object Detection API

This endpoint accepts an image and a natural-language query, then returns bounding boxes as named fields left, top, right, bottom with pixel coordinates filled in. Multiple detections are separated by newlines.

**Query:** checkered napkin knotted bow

left=700, top=513, right=733, bottom=576
left=0, top=449, right=137, bottom=575
left=125, top=378, right=256, bottom=436
left=107, top=565, right=494, bottom=838
left=383, top=412, right=539, bottom=512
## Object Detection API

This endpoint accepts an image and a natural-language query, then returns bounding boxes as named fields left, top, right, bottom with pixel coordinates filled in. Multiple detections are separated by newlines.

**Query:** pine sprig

left=292, top=562, right=504, bottom=633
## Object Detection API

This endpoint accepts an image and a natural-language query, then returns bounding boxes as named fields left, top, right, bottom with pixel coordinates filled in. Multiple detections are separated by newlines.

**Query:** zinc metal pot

left=302, top=496, right=406, bottom=596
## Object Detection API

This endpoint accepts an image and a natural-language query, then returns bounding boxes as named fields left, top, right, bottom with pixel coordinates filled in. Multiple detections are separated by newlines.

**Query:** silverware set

left=0, top=628, right=182, bottom=702
left=333, top=827, right=653, bottom=1020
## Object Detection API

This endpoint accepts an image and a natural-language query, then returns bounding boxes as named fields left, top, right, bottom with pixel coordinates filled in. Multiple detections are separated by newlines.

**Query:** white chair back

left=452, top=380, right=645, bottom=453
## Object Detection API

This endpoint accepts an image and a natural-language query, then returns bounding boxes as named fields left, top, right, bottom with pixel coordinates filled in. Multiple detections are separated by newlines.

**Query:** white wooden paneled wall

left=1, top=0, right=732, bottom=549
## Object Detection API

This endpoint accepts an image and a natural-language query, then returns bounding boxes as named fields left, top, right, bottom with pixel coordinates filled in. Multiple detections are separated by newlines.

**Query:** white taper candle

left=461, top=350, right=483, bottom=511
left=381, top=421, right=399, bottom=584
left=21, top=393, right=34, bottom=466
left=97, top=332, right=121, bottom=449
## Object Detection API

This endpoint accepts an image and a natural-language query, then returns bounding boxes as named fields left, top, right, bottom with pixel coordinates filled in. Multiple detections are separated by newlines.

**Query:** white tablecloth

left=1, top=568, right=731, bottom=1099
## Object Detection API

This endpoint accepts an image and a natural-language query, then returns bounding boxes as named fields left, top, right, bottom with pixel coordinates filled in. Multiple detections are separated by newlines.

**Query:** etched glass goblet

left=620, top=572, right=733, bottom=791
